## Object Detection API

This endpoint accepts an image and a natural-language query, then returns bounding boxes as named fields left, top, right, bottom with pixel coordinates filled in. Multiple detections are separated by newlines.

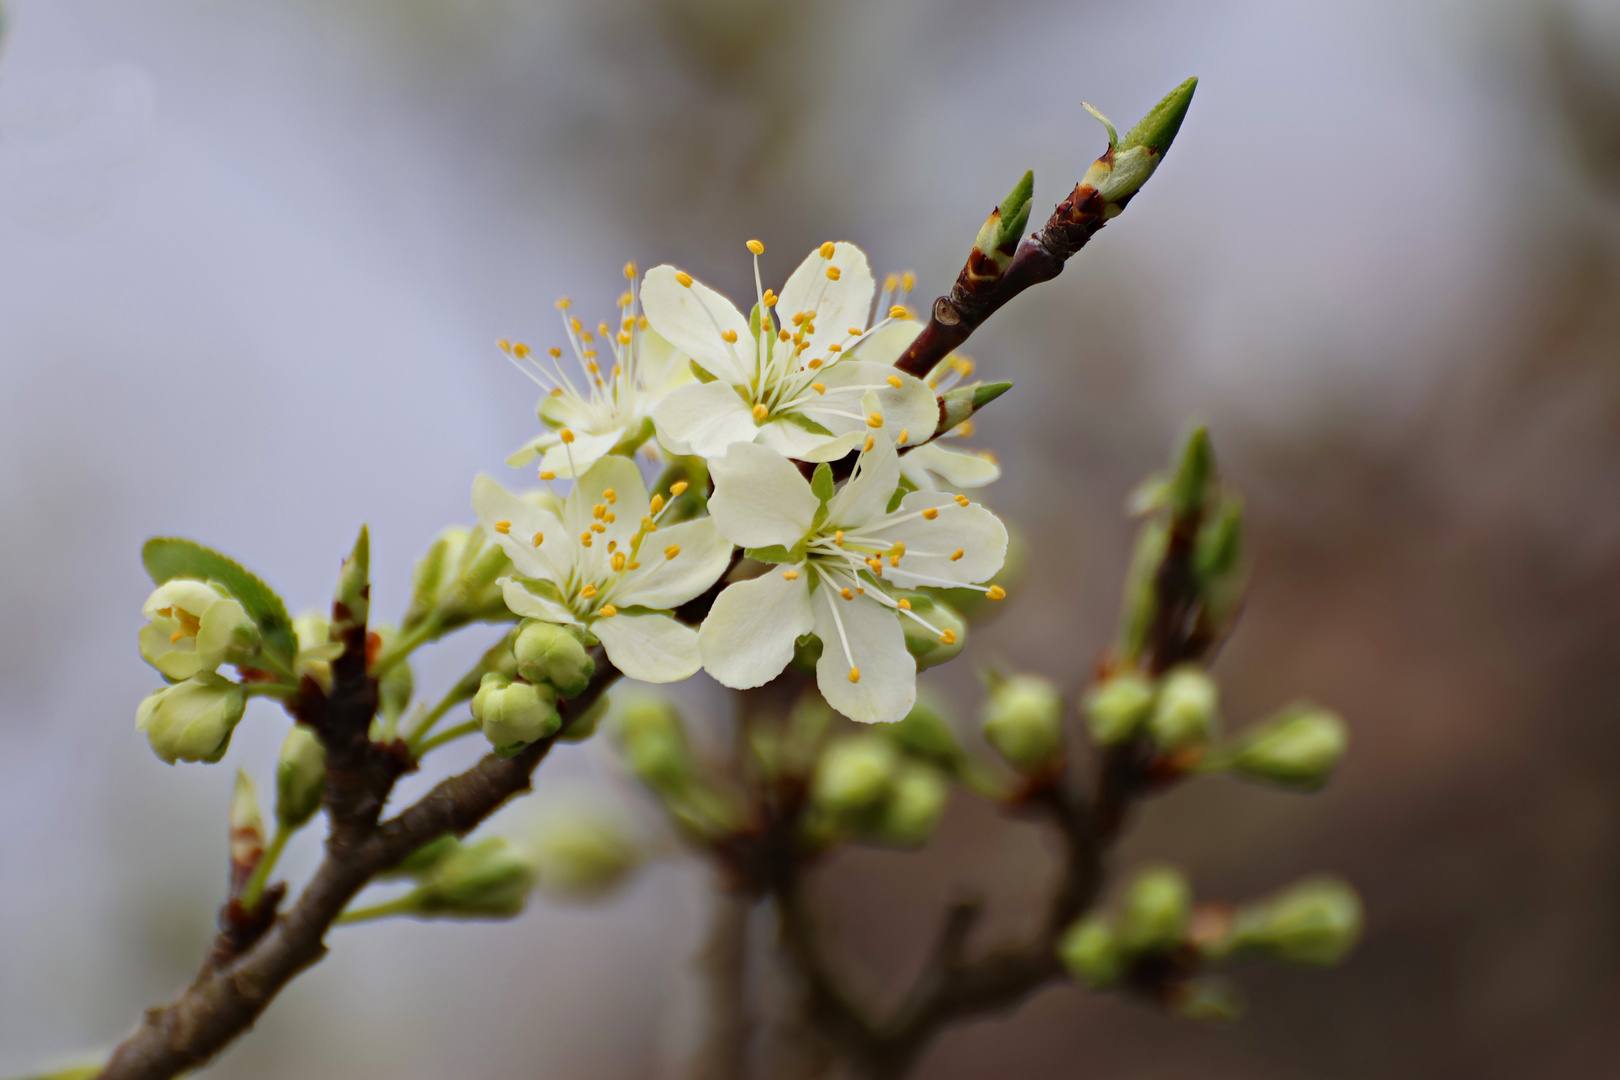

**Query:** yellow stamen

left=747, top=239, right=765, bottom=254
left=840, top=588, right=854, bottom=600
left=540, top=471, right=556, bottom=481
left=676, top=271, right=693, bottom=288
left=513, top=343, right=531, bottom=359
left=763, top=289, right=778, bottom=307
left=884, top=274, right=899, bottom=291
left=862, top=436, right=874, bottom=452
left=834, top=530, right=845, bottom=546
left=867, top=412, right=884, bottom=428
left=498, top=339, right=512, bottom=353
left=950, top=549, right=964, bottom=561
left=807, top=358, right=822, bottom=369
left=556, top=297, right=572, bottom=310
left=940, top=630, right=957, bottom=645
left=580, top=531, right=593, bottom=544
left=812, top=382, right=826, bottom=394
left=548, top=347, right=563, bottom=358
left=671, top=481, right=690, bottom=497
left=580, top=584, right=598, bottom=599
left=886, top=375, right=902, bottom=389
left=611, top=552, right=626, bottom=571
left=169, top=630, right=185, bottom=643
left=897, top=599, right=912, bottom=610
left=791, top=312, right=806, bottom=326
left=599, top=605, right=618, bottom=617
left=494, top=520, right=512, bottom=534
left=778, top=329, right=791, bottom=342
left=650, top=494, right=665, bottom=514
left=956, top=420, right=976, bottom=437
left=922, top=507, right=939, bottom=520
left=819, top=241, right=835, bottom=259
left=532, top=532, right=544, bottom=547
left=826, top=266, right=841, bottom=281
left=752, top=403, right=769, bottom=422
left=722, top=329, right=738, bottom=343
left=988, top=586, right=1006, bottom=601
left=782, top=569, right=799, bottom=580
left=560, top=429, right=576, bottom=444
left=900, top=272, right=915, bottom=291
left=591, top=522, right=606, bottom=533
left=827, top=344, right=842, bottom=353
left=889, top=305, right=910, bottom=320
left=623, top=261, right=637, bottom=279
left=847, top=666, right=860, bottom=683
left=954, top=494, right=970, bottom=507
left=593, top=503, right=607, bottom=520
left=664, top=544, right=681, bottom=559
left=641, top=516, right=657, bottom=531
left=898, top=429, right=909, bottom=442
left=603, top=488, right=617, bottom=504
left=604, top=512, right=615, bottom=523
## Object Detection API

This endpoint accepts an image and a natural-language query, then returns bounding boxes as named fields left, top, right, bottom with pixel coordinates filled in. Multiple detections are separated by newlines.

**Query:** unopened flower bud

left=812, top=734, right=900, bottom=818
left=1058, top=914, right=1124, bottom=989
left=532, top=811, right=642, bottom=900
left=1083, top=672, right=1156, bottom=745
left=1225, top=704, right=1347, bottom=792
left=981, top=674, right=1066, bottom=773
left=380, top=833, right=462, bottom=880
left=370, top=624, right=414, bottom=723
left=412, top=837, right=537, bottom=919
left=229, top=768, right=266, bottom=885
left=139, top=580, right=258, bottom=680
left=899, top=594, right=967, bottom=671
left=136, top=673, right=246, bottom=764
left=876, top=763, right=949, bottom=847
left=472, top=673, right=560, bottom=750
left=276, top=725, right=326, bottom=828
left=612, top=696, right=693, bottom=791
left=513, top=619, right=595, bottom=698
left=332, top=525, right=369, bottom=631
left=405, top=526, right=470, bottom=625
left=293, top=611, right=341, bottom=692
left=1227, top=877, right=1363, bottom=967
left=882, top=694, right=964, bottom=773
left=1118, top=865, right=1192, bottom=955
left=1148, top=666, right=1217, bottom=751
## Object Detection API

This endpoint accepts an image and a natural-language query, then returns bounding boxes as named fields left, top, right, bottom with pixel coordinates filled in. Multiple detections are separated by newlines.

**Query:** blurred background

left=3, top=0, right=1619, bottom=1075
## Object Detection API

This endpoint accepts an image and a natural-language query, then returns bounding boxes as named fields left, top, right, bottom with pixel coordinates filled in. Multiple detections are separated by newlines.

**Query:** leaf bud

left=1224, top=703, right=1348, bottom=792
left=229, top=768, right=266, bottom=885
left=1148, top=665, right=1218, bottom=751
left=1058, top=913, right=1124, bottom=989
left=135, top=673, right=246, bottom=764
left=472, top=672, right=560, bottom=750
left=882, top=693, right=964, bottom=773
left=898, top=593, right=967, bottom=671
left=612, top=695, right=693, bottom=791
left=1118, top=865, right=1192, bottom=956
left=532, top=811, right=642, bottom=900
left=1169, top=425, right=1214, bottom=520
left=139, top=580, right=259, bottom=680
left=411, top=837, right=537, bottom=919
left=812, top=734, right=900, bottom=819
left=1226, top=877, right=1363, bottom=967
left=513, top=619, right=595, bottom=698
left=875, top=764, right=949, bottom=847
left=275, top=724, right=326, bottom=828
left=981, top=673, right=1066, bottom=773
left=1082, top=672, right=1156, bottom=745
left=332, top=525, right=370, bottom=631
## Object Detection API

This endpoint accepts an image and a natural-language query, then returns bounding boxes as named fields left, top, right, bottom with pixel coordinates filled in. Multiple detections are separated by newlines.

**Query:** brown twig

left=98, top=646, right=619, bottom=1080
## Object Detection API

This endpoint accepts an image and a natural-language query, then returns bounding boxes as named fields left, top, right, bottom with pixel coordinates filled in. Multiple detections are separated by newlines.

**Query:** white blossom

left=504, top=274, right=692, bottom=479
left=697, top=434, right=1008, bottom=723
left=473, top=456, right=732, bottom=683
left=640, top=241, right=938, bottom=462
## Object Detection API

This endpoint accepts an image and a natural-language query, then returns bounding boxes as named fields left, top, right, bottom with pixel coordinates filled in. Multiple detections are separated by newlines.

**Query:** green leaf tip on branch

left=936, top=380, right=1012, bottom=437
left=969, top=168, right=1037, bottom=283
left=1121, top=75, right=1198, bottom=156
left=996, top=168, right=1035, bottom=250
left=333, top=524, right=370, bottom=631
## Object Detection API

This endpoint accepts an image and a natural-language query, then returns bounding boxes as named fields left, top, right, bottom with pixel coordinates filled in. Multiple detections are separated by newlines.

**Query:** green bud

left=406, top=526, right=469, bottom=626
left=899, top=593, right=967, bottom=671
left=558, top=690, right=610, bottom=743
left=139, top=579, right=259, bottom=680
left=532, top=811, right=642, bottom=900
left=229, top=768, right=266, bottom=879
left=1082, top=672, right=1156, bottom=745
left=1078, top=77, right=1197, bottom=209
left=471, top=673, right=560, bottom=750
left=812, top=734, right=900, bottom=818
left=1117, top=518, right=1168, bottom=662
left=875, top=764, right=949, bottom=847
left=1228, top=877, right=1363, bottom=967
left=380, top=832, right=462, bottom=880
left=1120, top=76, right=1198, bottom=157
left=371, top=624, right=414, bottom=723
left=276, top=725, right=326, bottom=828
left=136, top=673, right=246, bottom=764
left=1169, top=425, right=1214, bottom=520
left=612, top=696, right=693, bottom=791
left=1225, top=704, right=1347, bottom=792
left=1194, top=496, right=1244, bottom=583
left=513, top=619, right=595, bottom=698
left=1118, top=866, right=1192, bottom=955
left=1148, top=666, right=1218, bottom=751
left=883, top=693, right=963, bottom=773
left=937, top=381, right=1012, bottom=437
left=981, top=674, right=1066, bottom=773
left=333, top=525, right=370, bottom=629
left=1058, top=914, right=1124, bottom=989
left=293, top=611, right=340, bottom=692
left=996, top=168, right=1034, bottom=249
left=411, top=836, right=537, bottom=919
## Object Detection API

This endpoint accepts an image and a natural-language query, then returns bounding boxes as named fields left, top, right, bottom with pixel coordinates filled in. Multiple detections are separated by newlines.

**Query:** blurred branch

left=97, top=640, right=620, bottom=1080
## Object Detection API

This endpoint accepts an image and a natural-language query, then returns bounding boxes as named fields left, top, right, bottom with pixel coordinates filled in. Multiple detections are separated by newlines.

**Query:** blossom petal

left=473, top=474, right=568, bottom=580
left=806, top=361, right=936, bottom=447
left=901, top=442, right=1001, bottom=489
left=869, top=491, right=1008, bottom=587
left=563, top=455, right=651, bottom=554
left=777, top=242, right=876, bottom=362
left=756, top=416, right=842, bottom=459
left=617, top=517, right=733, bottom=610
left=500, top=578, right=579, bottom=624
left=707, top=441, right=820, bottom=549
left=592, top=612, right=702, bottom=683
left=849, top=320, right=922, bottom=367
left=537, top=427, right=625, bottom=480
left=640, top=266, right=755, bottom=384
left=811, top=583, right=915, bottom=723
left=699, top=567, right=814, bottom=688
left=652, top=380, right=759, bottom=459
left=827, top=434, right=900, bottom=529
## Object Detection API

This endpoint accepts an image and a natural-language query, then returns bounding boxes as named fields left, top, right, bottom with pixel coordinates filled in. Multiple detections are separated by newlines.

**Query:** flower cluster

left=474, top=240, right=1013, bottom=723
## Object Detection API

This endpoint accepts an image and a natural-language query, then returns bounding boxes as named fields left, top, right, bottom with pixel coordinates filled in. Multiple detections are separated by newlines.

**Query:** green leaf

left=142, top=538, right=296, bottom=662
left=1120, top=76, right=1198, bottom=157
left=996, top=169, right=1034, bottom=249
left=1082, top=103, right=1119, bottom=150
left=745, top=544, right=803, bottom=565
left=811, top=463, right=835, bottom=505
left=1170, top=424, right=1214, bottom=519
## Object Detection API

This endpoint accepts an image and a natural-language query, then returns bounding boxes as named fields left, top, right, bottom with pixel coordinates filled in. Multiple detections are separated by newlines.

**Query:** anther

left=593, top=503, right=607, bottom=520
left=560, top=429, right=576, bottom=444
left=623, top=261, right=637, bottom=279
left=819, top=241, right=835, bottom=259
left=900, top=272, right=915, bottom=292
left=792, top=312, right=805, bottom=326
left=807, top=358, right=822, bottom=369
left=650, top=494, right=665, bottom=514
left=671, top=481, right=690, bottom=496
left=988, top=586, right=1006, bottom=601
left=889, top=305, right=910, bottom=319
left=847, top=666, right=860, bottom=683
left=834, top=530, right=845, bottom=546
left=752, top=403, right=769, bottom=422
left=603, top=488, right=617, bottom=504
left=922, top=507, right=939, bottom=520
left=556, top=297, right=572, bottom=310
left=676, top=271, right=693, bottom=288
left=763, top=290, right=778, bottom=306
left=722, top=329, right=738, bottom=343
left=867, top=412, right=884, bottom=428
left=548, top=347, right=563, bottom=358
left=591, top=522, right=606, bottom=533
left=885, top=273, right=900, bottom=291
left=494, top=520, right=512, bottom=534
left=532, top=532, right=544, bottom=547
left=782, top=569, right=799, bottom=580
left=513, top=343, right=531, bottom=358
left=812, top=382, right=826, bottom=394
left=779, top=330, right=791, bottom=342
left=580, top=584, right=598, bottom=599
left=956, top=420, right=976, bottom=437
left=498, top=339, right=512, bottom=353
left=863, top=436, right=875, bottom=452
left=886, top=375, right=903, bottom=389
left=954, top=494, right=970, bottom=507
left=599, top=605, right=618, bottom=617
left=604, top=512, right=615, bottom=523
left=950, top=549, right=964, bottom=561
left=665, top=544, right=681, bottom=560
left=540, top=471, right=556, bottom=481
left=827, top=344, right=842, bottom=353
left=747, top=239, right=765, bottom=254
left=611, top=552, right=626, bottom=571
left=170, top=630, right=185, bottom=643
left=940, top=630, right=957, bottom=645
left=840, top=588, right=854, bottom=600
left=898, top=429, right=909, bottom=442
left=826, top=266, right=841, bottom=281
left=897, top=599, right=912, bottom=610
left=580, top=531, right=593, bottom=544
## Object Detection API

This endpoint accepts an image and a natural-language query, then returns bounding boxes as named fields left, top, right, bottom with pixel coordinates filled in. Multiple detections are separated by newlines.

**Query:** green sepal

left=689, top=361, right=718, bottom=384
left=886, top=475, right=917, bottom=513
left=776, top=411, right=834, bottom=437
left=811, top=462, right=835, bottom=505
left=1119, top=76, right=1198, bottom=156
left=745, top=543, right=805, bottom=565
left=494, top=741, right=530, bottom=759
left=142, top=537, right=296, bottom=663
